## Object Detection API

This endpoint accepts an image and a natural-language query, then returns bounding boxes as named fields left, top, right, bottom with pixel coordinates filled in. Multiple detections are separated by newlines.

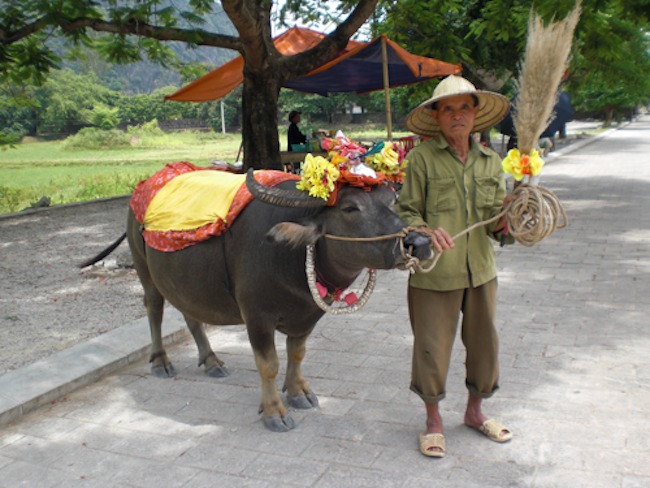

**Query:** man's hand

left=416, top=226, right=454, bottom=254
left=494, top=193, right=517, bottom=232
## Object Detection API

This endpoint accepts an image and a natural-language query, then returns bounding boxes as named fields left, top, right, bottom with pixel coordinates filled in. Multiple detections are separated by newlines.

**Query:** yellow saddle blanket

left=144, top=170, right=245, bottom=231
left=130, top=162, right=299, bottom=252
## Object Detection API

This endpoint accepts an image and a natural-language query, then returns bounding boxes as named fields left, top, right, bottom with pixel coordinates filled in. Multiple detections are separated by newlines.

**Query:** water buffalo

left=87, top=169, right=432, bottom=431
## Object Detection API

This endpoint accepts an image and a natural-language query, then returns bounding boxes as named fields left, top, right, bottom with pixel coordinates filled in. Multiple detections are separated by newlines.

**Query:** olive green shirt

left=396, top=135, right=509, bottom=291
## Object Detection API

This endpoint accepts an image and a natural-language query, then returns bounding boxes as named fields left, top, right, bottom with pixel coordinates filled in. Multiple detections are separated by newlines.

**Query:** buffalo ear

left=267, top=222, right=323, bottom=248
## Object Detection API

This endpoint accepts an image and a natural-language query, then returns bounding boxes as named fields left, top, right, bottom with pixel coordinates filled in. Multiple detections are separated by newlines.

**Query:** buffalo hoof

left=263, top=414, right=296, bottom=432
left=205, top=365, right=230, bottom=378
left=286, top=391, right=319, bottom=410
left=151, top=363, right=177, bottom=378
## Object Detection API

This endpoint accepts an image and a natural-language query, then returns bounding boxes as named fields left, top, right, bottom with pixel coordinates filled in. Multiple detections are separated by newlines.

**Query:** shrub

left=0, top=186, right=26, bottom=213
left=73, top=173, right=150, bottom=201
left=127, top=119, right=164, bottom=137
left=85, top=103, right=121, bottom=130
left=63, top=127, right=131, bottom=150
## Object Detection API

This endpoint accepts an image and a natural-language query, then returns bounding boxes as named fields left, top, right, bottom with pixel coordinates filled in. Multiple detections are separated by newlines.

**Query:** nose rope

left=322, top=183, right=567, bottom=275
left=322, top=230, right=408, bottom=242
left=402, top=183, right=568, bottom=274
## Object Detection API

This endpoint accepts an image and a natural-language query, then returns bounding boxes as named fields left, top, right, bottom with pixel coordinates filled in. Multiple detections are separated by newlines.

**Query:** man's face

left=433, top=95, right=479, bottom=138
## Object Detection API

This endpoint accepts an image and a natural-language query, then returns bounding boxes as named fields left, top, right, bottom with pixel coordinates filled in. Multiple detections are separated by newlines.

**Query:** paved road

left=0, top=117, right=648, bottom=487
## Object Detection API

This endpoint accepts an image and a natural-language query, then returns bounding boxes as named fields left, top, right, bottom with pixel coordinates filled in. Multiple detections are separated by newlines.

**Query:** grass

left=0, top=131, right=243, bottom=214
left=0, top=126, right=414, bottom=215
left=1, top=118, right=604, bottom=214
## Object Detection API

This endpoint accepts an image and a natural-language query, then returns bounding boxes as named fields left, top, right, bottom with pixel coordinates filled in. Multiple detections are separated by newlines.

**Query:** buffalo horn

left=245, top=169, right=327, bottom=208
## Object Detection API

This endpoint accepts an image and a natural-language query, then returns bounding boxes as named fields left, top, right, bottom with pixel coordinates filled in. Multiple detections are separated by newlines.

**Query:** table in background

left=280, top=151, right=327, bottom=173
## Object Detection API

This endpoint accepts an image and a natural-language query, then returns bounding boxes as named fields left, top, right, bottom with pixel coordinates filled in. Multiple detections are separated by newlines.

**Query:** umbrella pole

left=381, top=35, right=393, bottom=141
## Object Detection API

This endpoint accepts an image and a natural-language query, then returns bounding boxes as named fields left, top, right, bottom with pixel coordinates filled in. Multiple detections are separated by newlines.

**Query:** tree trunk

left=603, top=105, right=614, bottom=128
left=241, top=68, right=283, bottom=171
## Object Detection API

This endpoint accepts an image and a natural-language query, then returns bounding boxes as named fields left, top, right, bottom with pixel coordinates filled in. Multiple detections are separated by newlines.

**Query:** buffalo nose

left=405, top=233, right=433, bottom=261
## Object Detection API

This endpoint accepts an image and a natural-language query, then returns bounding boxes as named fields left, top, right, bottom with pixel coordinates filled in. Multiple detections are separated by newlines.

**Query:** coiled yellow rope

left=506, top=183, right=567, bottom=246
left=406, top=183, right=567, bottom=274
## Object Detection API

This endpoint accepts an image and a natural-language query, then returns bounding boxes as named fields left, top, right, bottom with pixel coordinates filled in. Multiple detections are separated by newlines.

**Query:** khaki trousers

left=407, top=279, right=500, bottom=404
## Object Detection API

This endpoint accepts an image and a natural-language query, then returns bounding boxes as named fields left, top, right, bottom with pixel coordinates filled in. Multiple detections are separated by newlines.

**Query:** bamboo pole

left=381, top=35, right=393, bottom=141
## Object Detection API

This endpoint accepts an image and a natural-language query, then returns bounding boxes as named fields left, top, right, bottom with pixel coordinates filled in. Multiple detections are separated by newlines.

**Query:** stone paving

left=0, top=117, right=648, bottom=487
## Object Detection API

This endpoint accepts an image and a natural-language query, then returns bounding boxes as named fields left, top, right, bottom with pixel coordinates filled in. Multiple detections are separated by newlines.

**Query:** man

left=396, top=75, right=513, bottom=458
left=287, top=110, right=307, bottom=151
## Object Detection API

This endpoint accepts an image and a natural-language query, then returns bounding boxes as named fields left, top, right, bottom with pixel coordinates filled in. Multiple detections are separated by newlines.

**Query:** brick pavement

left=0, top=117, right=648, bottom=487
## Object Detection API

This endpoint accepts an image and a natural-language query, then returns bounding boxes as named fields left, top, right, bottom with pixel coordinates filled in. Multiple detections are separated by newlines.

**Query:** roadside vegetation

left=0, top=123, right=412, bottom=214
left=0, top=126, right=242, bottom=214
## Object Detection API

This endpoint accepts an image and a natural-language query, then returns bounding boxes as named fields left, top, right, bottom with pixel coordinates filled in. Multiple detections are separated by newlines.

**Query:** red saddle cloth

left=130, top=162, right=299, bottom=251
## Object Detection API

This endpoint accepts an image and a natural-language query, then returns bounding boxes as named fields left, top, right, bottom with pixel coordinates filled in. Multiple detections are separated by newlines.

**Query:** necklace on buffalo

left=305, top=244, right=377, bottom=315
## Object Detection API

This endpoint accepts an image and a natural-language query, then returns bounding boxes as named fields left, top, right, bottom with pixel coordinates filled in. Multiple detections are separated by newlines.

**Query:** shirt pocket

left=426, top=177, right=457, bottom=214
left=474, top=176, right=499, bottom=209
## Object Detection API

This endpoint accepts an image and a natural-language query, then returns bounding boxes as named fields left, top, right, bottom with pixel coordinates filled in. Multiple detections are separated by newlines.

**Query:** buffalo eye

left=340, top=205, right=360, bottom=214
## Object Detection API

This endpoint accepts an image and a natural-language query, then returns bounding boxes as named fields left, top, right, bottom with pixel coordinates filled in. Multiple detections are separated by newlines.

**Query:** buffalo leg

left=184, top=316, right=229, bottom=377
left=144, top=285, right=177, bottom=378
left=128, top=217, right=176, bottom=379
left=249, top=329, right=295, bottom=432
left=283, top=334, right=319, bottom=409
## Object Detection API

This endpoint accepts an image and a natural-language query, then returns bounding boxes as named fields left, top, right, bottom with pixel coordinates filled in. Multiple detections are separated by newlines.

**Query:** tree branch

left=1, top=14, right=243, bottom=52
left=278, top=0, right=380, bottom=78
left=61, top=17, right=242, bottom=51
left=1, top=18, right=50, bottom=44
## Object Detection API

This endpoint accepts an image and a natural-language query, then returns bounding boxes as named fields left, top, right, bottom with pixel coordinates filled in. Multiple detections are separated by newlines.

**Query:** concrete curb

left=0, top=308, right=188, bottom=427
left=544, top=126, right=619, bottom=162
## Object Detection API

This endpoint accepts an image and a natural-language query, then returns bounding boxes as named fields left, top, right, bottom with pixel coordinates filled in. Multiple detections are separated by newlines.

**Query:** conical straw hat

left=406, top=75, right=510, bottom=136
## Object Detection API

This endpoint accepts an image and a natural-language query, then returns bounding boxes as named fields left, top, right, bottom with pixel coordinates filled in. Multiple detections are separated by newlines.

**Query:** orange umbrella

left=165, top=27, right=364, bottom=102
left=166, top=27, right=461, bottom=139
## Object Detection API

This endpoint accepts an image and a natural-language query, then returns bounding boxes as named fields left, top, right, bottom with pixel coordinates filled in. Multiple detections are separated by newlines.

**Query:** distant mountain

left=60, top=1, right=238, bottom=94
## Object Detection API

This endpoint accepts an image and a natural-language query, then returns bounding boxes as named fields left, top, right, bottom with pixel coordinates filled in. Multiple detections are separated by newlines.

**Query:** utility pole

left=221, top=100, right=226, bottom=134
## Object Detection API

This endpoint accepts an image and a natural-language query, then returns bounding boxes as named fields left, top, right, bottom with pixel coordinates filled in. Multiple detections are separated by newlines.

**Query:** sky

left=271, top=0, right=373, bottom=40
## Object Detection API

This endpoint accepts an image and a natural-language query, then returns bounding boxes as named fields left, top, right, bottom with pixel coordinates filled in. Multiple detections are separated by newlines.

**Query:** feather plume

left=514, top=3, right=581, bottom=155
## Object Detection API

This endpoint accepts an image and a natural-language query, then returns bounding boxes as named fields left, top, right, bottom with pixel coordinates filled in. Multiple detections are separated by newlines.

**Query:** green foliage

left=33, top=69, right=122, bottom=133
left=0, top=67, right=244, bottom=142
left=0, top=172, right=149, bottom=214
left=0, top=78, right=40, bottom=139
left=63, top=128, right=132, bottom=150
left=567, top=2, right=650, bottom=121
left=84, top=103, right=121, bottom=129
left=378, top=0, right=650, bottom=120
left=0, top=186, right=25, bottom=213
left=72, top=172, right=150, bottom=201
left=0, top=132, right=20, bottom=147
left=127, top=119, right=165, bottom=136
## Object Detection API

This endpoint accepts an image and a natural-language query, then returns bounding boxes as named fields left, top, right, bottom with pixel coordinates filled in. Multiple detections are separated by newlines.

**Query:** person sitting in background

left=287, top=110, right=307, bottom=151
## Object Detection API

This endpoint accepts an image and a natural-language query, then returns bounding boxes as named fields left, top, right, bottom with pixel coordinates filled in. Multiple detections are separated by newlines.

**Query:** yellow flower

left=528, top=149, right=544, bottom=175
left=296, top=154, right=340, bottom=200
left=367, top=142, right=401, bottom=175
left=501, top=148, right=544, bottom=181
left=330, top=153, right=348, bottom=167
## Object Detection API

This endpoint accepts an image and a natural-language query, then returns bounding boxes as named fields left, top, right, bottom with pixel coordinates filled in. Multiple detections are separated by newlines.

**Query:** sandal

left=472, top=419, right=513, bottom=443
left=419, top=432, right=446, bottom=458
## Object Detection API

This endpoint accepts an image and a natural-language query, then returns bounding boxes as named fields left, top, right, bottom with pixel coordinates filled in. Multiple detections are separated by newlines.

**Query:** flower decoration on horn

left=364, top=141, right=407, bottom=183
left=296, top=154, right=340, bottom=200
left=297, top=136, right=409, bottom=204
left=501, top=148, right=544, bottom=182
